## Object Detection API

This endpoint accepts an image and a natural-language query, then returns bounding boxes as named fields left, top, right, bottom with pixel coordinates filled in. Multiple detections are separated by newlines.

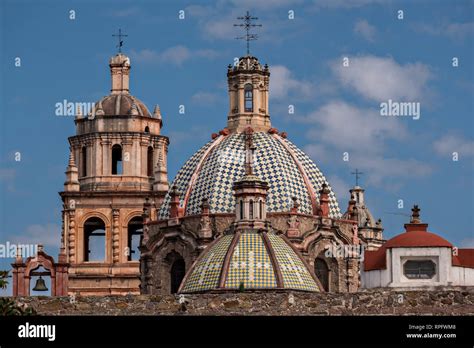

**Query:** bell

left=32, top=276, right=48, bottom=292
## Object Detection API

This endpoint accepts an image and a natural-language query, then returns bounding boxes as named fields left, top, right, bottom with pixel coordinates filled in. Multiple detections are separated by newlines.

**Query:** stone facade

left=11, top=288, right=474, bottom=315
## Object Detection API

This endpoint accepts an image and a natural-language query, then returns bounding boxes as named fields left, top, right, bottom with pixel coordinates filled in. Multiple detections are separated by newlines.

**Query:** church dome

left=85, top=53, right=158, bottom=119
left=159, top=130, right=341, bottom=219
left=90, top=94, right=152, bottom=117
left=179, top=230, right=321, bottom=293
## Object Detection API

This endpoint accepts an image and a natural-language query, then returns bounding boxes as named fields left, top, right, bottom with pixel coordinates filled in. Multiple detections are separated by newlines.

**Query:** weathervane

left=112, top=28, right=128, bottom=53
left=351, top=169, right=364, bottom=187
left=234, top=11, right=262, bottom=55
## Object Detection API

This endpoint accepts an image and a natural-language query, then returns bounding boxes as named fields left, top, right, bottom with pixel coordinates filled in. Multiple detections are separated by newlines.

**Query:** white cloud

left=204, top=17, right=239, bottom=40
left=131, top=46, right=220, bottom=66
left=191, top=92, right=219, bottom=105
left=0, top=168, right=16, bottom=192
left=331, top=55, right=433, bottom=102
left=433, top=134, right=474, bottom=158
left=270, top=65, right=313, bottom=100
left=168, top=126, right=212, bottom=146
left=109, top=7, right=141, bottom=17
left=159, top=46, right=191, bottom=65
left=195, top=49, right=221, bottom=59
left=11, top=224, right=60, bottom=248
left=303, top=143, right=329, bottom=163
left=229, top=0, right=304, bottom=8
left=0, top=168, right=15, bottom=181
left=312, top=0, right=385, bottom=9
left=185, top=4, right=214, bottom=17
left=354, top=19, right=376, bottom=42
left=445, top=22, right=474, bottom=39
left=304, top=100, right=407, bottom=154
left=301, top=101, right=431, bottom=188
left=326, top=175, right=351, bottom=202
left=416, top=22, right=474, bottom=40
left=352, top=155, right=432, bottom=187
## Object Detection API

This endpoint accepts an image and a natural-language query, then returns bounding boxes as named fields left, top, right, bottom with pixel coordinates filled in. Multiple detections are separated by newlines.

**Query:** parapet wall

left=11, top=287, right=474, bottom=315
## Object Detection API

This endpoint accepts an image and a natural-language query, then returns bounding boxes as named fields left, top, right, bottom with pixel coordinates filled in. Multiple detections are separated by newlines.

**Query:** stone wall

left=10, top=287, right=474, bottom=315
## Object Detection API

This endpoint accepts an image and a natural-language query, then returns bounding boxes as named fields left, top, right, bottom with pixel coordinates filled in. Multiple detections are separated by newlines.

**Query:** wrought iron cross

left=351, top=168, right=364, bottom=186
left=234, top=11, right=262, bottom=55
left=112, top=28, right=128, bottom=53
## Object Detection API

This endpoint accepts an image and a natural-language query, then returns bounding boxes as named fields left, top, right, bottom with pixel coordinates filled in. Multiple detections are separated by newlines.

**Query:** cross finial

left=351, top=168, right=364, bottom=187
left=112, top=28, right=128, bottom=53
left=410, top=204, right=421, bottom=223
left=234, top=11, right=262, bottom=55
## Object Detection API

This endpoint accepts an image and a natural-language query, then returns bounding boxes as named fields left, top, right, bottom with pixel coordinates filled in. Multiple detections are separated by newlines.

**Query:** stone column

left=112, top=209, right=120, bottom=263
left=101, top=139, right=111, bottom=175
left=12, top=247, right=26, bottom=296
left=94, top=137, right=102, bottom=176
left=238, top=83, right=245, bottom=114
left=140, top=139, right=149, bottom=177
left=252, top=77, right=260, bottom=113
left=68, top=210, right=76, bottom=264
left=122, top=137, right=133, bottom=176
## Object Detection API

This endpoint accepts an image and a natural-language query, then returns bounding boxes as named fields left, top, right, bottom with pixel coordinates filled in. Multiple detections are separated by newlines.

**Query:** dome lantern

left=226, top=55, right=270, bottom=133
left=232, top=127, right=269, bottom=231
left=109, top=53, right=131, bottom=95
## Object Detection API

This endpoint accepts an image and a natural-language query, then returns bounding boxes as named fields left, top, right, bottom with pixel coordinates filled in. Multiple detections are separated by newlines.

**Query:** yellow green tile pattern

left=180, top=234, right=233, bottom=293
left=267, top=233, right=320, bottom=292
left=224, top=232, right=277, bottom=289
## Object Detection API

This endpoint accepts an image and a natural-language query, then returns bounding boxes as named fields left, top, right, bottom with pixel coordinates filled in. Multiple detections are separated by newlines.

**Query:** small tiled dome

left=159, top=131, right=341, bottom=219
left=179, top=230, right=321, bottom=293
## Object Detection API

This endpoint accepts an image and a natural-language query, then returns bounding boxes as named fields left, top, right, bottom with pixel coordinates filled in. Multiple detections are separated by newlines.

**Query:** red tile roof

left=452, top=249, right=474, bottom=268
left=364, top=226, right=474, bottom=271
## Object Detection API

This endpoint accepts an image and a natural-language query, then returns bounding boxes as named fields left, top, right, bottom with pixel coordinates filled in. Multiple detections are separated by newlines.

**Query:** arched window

left=147, top=146, right=154, bottom=177
left=249, top=200, right=254, bottom=220
left=144, top=126, right=150, bottom=133
left=127, top=216, right=143, bottom=261
left=259, top=200, right=263, bottom=219
left=315, top=258, right=329, bottom=292
left=112, top=144, right=123, bottom=175
left=240, top=200, right=244, bottom=220
left=170, top=258, right=185, bottom=294
left=84, top=217, right=106, bottom=262
left=81, top=146, right=87, bottom=177
left=244, top=84, right=253, bottom=112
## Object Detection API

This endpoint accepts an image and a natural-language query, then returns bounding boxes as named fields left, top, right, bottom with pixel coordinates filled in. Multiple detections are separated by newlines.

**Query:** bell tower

left=59, top=52, right=169, bottom=295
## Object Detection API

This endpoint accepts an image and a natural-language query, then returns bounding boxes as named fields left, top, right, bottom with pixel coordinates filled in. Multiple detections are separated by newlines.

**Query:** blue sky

left=0, top=0, right=473, bottom=295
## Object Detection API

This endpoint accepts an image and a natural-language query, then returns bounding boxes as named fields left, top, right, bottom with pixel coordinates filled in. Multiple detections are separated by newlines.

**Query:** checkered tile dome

left=179, top=230, right=321, bottom=293
left=159, top=131, right=341, bottom=219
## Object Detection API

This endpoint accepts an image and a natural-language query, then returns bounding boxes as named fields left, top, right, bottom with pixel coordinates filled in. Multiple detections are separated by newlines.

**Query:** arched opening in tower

left=127, top=216, right=143, bottom=261
left=112, top=144, right=123, bottom=175
left=81, top=146, right=87, bottom=177
left=83, top=217, right=106, bottom=262
left=147, top=146, right=154, bottom=177
left=244, top=83, right=253, bottom=112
